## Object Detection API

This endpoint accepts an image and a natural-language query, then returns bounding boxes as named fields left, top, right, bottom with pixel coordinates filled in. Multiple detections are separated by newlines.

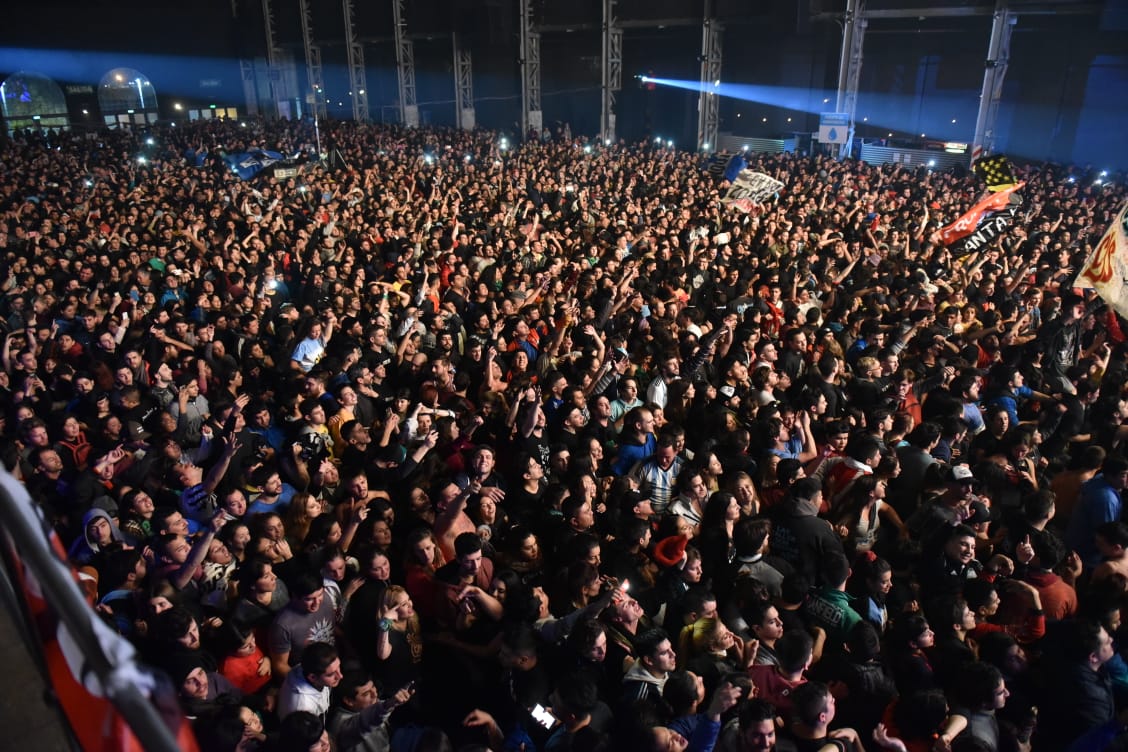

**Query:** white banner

left=1075, top=200, right=1128, bottom=319
left=723, top=170, right=783, bottom=206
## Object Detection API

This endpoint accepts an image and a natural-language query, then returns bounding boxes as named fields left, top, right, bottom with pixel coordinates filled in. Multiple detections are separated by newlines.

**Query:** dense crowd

left=2, top=114, right=1128, bottom=752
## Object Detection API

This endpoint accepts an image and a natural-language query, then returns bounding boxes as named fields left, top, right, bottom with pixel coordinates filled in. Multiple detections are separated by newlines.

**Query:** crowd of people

left=2, top=112, right=1128, bottom=752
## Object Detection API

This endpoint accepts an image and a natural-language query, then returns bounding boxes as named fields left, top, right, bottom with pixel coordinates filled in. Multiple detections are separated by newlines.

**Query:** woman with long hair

left=830, top=475, right=909, bottom=557
left=374, top=584, right=424, bottom=688
left=848, top=552, right=894, bottom=633
left=664, top=379, right=696, bottom=428
left=668, top=468, right=710, bottom=537
left=692, top=449, right=725, bottom=495
left=552, top=561, right=603, bottom=617
left=216, top=521, right=252, bottom=565
left=696, top=491, right=741, bottom=578
left=229, top=559, right=291, bottom=639
left=499, top=525, right=545, bottom=589
left=403, top=527, right=445, bottom=625
left=886, top=614, right=937, bottom=694
left=726, top=470, right=761, bottom=518
left=284, top=493, right=323, bottom=550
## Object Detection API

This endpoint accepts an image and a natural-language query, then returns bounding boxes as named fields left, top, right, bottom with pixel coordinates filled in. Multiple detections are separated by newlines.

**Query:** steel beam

left=696, top=5, right=722, bottom=152
left=813, top=3, right=1098, bottom=21
left=600, top=0, right=622, bottom=144
left=453, top=33, right=476, bottom=130
left=536, top=17, right=700, bottom=32
left=834, top=0, right=866, bottom=158
left=392, top=0, right=419, bottom=127
left=239, top=59, right=259, bottom=117
left=342, top=0, right=369, bottom=122
left=298, top=0, right=327, bottom=120
left=971, top=0, right=1016, bottom=160
left=520, top=0, right=542, bottom=136
left=261, top=0, right=287, bottom=118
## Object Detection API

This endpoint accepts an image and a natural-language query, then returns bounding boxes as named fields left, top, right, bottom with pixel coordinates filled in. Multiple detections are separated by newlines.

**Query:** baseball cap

left=945, top=464, right=976, bottom=484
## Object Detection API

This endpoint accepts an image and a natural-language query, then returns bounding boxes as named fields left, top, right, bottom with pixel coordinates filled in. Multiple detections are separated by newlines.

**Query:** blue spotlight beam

left=640, top=75, right=979, bottom=143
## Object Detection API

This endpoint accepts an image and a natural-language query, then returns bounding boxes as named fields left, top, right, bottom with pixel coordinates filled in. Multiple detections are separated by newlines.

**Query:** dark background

left=1, top=0, right=1126, bottom=166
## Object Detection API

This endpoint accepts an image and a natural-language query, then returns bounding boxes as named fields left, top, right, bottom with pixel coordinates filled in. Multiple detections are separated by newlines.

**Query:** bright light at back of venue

left=639, top=73, right=974, bottom=141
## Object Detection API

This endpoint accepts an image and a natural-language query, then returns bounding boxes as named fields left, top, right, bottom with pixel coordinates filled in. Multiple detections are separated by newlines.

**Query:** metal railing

left=0, top=470, right=186, bottom=752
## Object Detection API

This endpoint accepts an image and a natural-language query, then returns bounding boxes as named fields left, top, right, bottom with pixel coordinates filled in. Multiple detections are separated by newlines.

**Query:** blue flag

left=723, top=154, right=747, bottom=183
left=222, top=149, right=284, bottom=180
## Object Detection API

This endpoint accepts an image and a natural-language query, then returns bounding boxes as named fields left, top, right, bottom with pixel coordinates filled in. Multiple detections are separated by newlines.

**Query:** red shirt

left=219, top=644, right=271, bottom=695
left=748, top=664, right=806, bottom=719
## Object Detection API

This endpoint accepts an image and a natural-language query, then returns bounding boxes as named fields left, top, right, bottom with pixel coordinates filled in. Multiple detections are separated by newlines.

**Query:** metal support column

left=696, top=5, right=722, bottom=152
left=239, top=59, right=259, bottom=117
left=453, top=33, right=476, bottom=130
left=971, top=0, right=1015, bottom=161
left=392, top=0, right=419, bottom=127
left=519, top=0, right=542, bottom=138
left=261, top=0, right=287, bottom=118
left=298, top=0, right=327, bottom=120
left=342, top=0, right=369, bottom=122
left=600, top=0, right=622, bottom=144
left=834, top=0, right=866, bottom=158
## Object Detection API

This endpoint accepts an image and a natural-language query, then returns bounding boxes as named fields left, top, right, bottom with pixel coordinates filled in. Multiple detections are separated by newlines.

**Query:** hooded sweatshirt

left=621, top=660, right=668, bottom=704
left=68, top=508, right=129, bottom=564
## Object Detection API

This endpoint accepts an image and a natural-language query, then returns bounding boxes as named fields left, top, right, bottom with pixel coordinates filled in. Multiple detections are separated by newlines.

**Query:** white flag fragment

left=723, top=170, right=783, bottom=208
left=1074, top=200, right=1128, bottom=319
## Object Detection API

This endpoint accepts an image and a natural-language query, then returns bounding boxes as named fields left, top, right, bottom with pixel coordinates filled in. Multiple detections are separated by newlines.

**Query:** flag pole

left=312, top=105, right=323, bottom=162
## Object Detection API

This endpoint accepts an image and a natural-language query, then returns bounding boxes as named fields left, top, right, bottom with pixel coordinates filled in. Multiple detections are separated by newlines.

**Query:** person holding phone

left=326, top=667, right=414, bottom=752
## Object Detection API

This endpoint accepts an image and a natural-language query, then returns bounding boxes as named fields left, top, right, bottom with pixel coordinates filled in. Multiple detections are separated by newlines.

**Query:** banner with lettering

left=723, top=170, right=783, bottom=208
left=222, top=148, right=285, bottom=180
left=935, top=182, right=1024, bottom=254
left=1074, top=201, right=1128, bottom=319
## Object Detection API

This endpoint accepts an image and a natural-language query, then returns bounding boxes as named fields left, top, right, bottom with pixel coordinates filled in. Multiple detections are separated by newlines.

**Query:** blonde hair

left=855, top=356, right=880, bottom=375
left=383, top=584, right=408, bottom=609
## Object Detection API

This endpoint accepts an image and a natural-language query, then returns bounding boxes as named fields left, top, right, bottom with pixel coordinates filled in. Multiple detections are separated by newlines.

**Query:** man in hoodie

left=767, top=477, right=842, bottom=586
left=621, top=627, right=677, bottom=708
left=68, top=506, right=131, bottom=565
left=802, top=553, right=860, bottom=651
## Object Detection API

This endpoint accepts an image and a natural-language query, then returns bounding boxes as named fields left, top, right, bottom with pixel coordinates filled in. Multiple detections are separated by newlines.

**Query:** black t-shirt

left=785, top=735, right=849, bottom=752
left=521, top=430, right=551, bottom=471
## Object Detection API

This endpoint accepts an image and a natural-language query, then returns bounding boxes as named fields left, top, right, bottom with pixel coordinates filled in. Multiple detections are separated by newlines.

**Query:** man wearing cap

left=906, top=463, right=979, bottom=545
left=168, top=653, right=242, bottom=716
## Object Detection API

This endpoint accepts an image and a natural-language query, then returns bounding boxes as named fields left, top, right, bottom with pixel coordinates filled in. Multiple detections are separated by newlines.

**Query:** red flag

left=937, top=182, right=1024, bottom=246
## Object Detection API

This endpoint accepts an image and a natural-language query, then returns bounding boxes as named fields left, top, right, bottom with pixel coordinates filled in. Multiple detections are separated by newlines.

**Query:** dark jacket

left=1040, top=663, right=1115, bottom=749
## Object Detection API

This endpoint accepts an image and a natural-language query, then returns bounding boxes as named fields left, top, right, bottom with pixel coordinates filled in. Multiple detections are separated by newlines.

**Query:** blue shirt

left=1068, top=474, right=1124, bottom=567
left=612, top=434, right=657, bottom=476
